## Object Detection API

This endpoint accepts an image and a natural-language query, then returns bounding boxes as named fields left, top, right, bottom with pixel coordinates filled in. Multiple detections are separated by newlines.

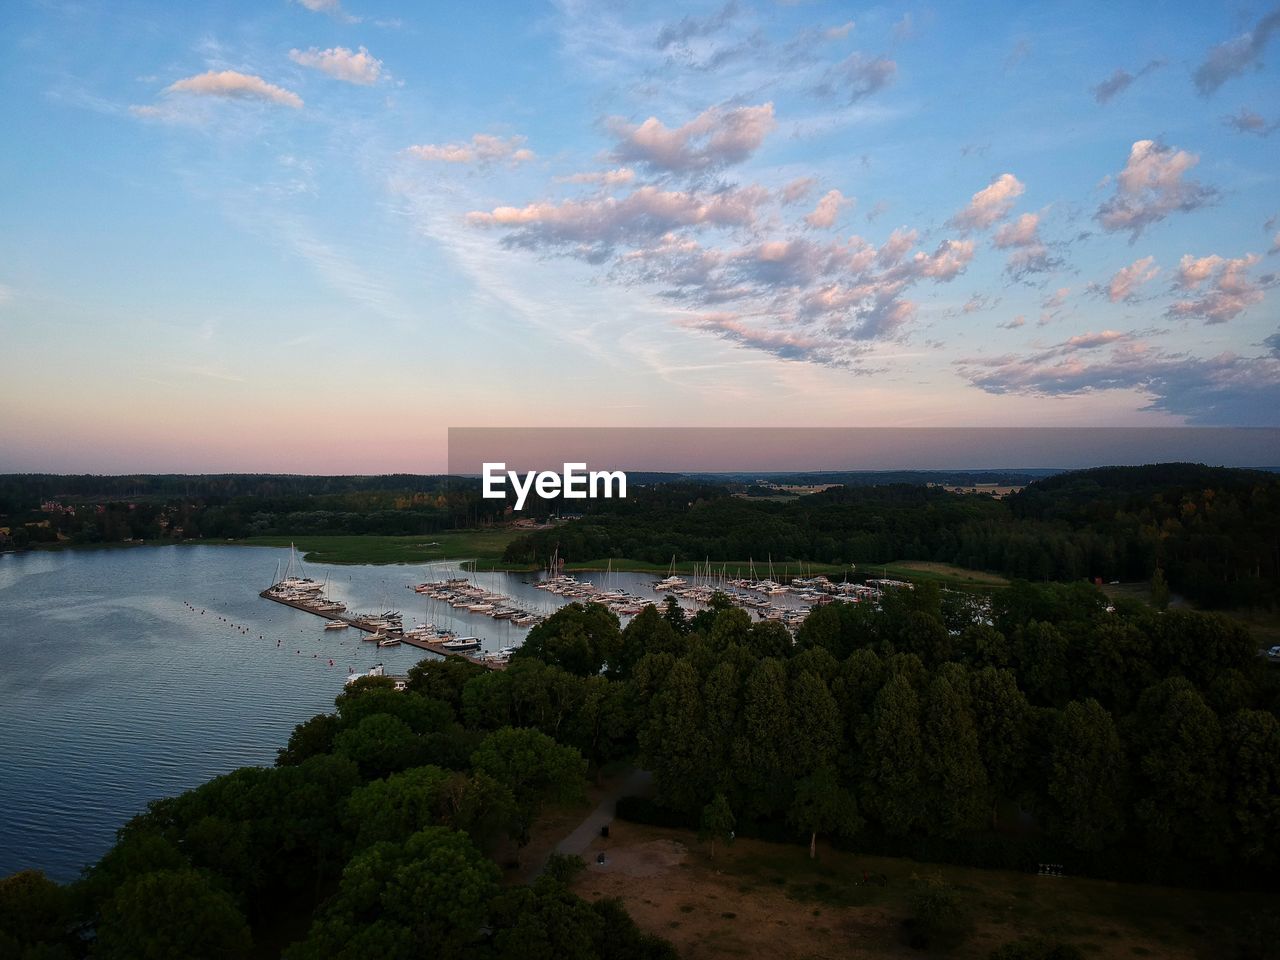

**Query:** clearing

left=571, top=821, right=1269, bottom=960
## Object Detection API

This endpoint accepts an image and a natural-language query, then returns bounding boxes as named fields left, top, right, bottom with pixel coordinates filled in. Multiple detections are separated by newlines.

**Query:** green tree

left=1150, top=567, right=1170, bottom=611
left=287, top=827, right=498, bottom=960
left=0, top=870, right=71, bottom=957
left=333, top=713, right=425, bottom=780
left=96, top=869, right=252, bottom=960
left=1128, top=678, right=1225, bottom=860
left=1222, top=709, right=1280, bottom=867
left=921, top=673, right=989, bottom=837
left=471, top=728, right=586, bottom=848
left=1046, top=699, right=1127, bottom=852
left=346, top=765, right=451, bottom=848
left=731, top=658, right=793, bottom=818
left=699, top=793, right=735, bottom=860
left=970, top=667, right=1030, bottom=825
left=639, top=659, right=713, bottom=814
left=515, top=602, right=622, bottom=676
left=789, top=765, right=862, bottom=858
left=866, top=672, right=926, bottom=836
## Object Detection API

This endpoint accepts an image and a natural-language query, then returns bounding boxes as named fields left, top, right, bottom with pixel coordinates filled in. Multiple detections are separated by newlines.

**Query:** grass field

left=219, top=531, right=523, bottom=565
left=572, top=821, right=1272, bottom=960
left=869, top=561, right=1011, bottom=588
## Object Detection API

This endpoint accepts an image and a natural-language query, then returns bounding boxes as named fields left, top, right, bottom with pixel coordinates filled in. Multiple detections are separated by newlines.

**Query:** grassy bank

left=572, top=821, right=1272, bottom=960
left=212, top=531, right=523, bottom=566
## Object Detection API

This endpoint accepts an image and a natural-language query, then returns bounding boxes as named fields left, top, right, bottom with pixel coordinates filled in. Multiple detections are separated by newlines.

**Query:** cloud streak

left=289, top=46, right=383, bottom=85
left=1194, top=9, right=1280, bottom=94
left=407, top=134, right=534, bottom=165
left=160, top=70, right=303, bottom=108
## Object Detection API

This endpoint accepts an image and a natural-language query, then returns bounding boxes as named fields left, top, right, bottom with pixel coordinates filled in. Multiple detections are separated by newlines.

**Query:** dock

left=258, top=589, right=507, bottom=670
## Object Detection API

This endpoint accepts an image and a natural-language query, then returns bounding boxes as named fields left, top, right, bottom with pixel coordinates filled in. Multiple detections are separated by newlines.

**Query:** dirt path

left=536, top=768, right=653, bottom=874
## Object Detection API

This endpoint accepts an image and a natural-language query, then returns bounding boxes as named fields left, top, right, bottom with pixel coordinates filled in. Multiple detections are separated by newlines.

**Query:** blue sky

left=1, top=1, right=1278, bottom=471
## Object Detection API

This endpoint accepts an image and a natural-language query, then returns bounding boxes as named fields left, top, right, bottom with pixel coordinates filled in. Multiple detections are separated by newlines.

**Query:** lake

left=0, top=544, right=673, bottom=881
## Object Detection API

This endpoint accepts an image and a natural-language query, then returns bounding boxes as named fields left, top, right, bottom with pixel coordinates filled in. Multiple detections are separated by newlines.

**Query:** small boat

left=441, top=636, right=481, bottom=652
left=365, top=631, right=387, bottom=643
left=325, top=620, right=348, bottom=630
left=497, top=646, right=517, bottom=657
left=377, top=637, right=401, bottom=647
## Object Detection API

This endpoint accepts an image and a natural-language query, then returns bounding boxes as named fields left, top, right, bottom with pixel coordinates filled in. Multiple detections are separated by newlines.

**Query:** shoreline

left=11, top=537, right=1011, bottom=589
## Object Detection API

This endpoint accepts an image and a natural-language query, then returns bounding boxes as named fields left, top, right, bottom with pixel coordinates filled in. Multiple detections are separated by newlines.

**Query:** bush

left=905, top=874, right=972, bottom=952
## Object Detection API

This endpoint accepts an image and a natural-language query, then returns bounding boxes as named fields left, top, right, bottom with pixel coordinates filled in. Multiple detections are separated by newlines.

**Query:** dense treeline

left=503, top=464, right=1280, bottom=608
left=493, top=588, right=1280, bottom=890
left=5, top=584, right=1278, bottom=956
left=0, top=478, right=508, bottom=548
left=0, top=664, right=677, bottom=959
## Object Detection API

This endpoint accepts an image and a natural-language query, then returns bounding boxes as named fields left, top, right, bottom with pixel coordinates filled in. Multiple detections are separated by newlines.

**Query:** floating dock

left=258, top=590, right=506, bottom=670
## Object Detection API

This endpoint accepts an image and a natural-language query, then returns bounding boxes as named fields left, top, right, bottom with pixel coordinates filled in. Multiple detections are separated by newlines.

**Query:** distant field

left=871, top=561, right=1010, bottom=587
left=222, top=530, right=522, bottom=565
left=573, top=821, right=1271, bottom=960
left=563, top=559, right=854, bottom=576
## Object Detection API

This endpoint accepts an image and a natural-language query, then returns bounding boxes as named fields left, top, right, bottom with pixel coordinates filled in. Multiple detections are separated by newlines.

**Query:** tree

left=1127, top=678, right=1225, bottom=860
left=1221, top=709, right=1280, bottom=867
left=788, top=670, right=842, bottom=776
left=921, top=673, right=989, bottom=837
left=969, top=667, right=1030, bottom=825
left=287, top=827, right=498, bottom=960
left=346, top=765, right=451, bottom=848
left=639, top=659, right=713, bottom=814
left=1149, top=567, right=1170, bottom=611
left=699, top=793, right=735, bottom=860
left=277, top=713, right=340, bottom=766
left=907, top=874, right=972, bottom=951
left=1046, top=699, right=1127, bottom=852
left=405, top=657, right=487, bottom=716
left=471, top=728, right=586, bottom=848
left=789, top=765, right=862, bottom=859
left=0, top=870, right=71, bottom=956
left=333, top=713, right=426, bottom=780
left=96, top=869, right=252, bottom=960
left=515, top=602, right=622, bottom=676
left=615, top=605, right=682, bottom=678
left=731, top=659, right=793, bottom=818
left=866, top=672, right=926, bottom=836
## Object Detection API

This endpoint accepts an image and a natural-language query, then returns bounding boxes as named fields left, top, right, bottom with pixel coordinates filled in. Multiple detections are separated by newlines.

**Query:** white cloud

left=607, top=102, right=776, bottom=173
left=804, top=189, right=852, bottom=228
left=162, top=71, right=303, bottom=108
left=779, top=177, right=816, bottom=205
left=1167, top=252, right=1267, bottom=324
left=1095, top=140, right=1216, bottom=241
left=294, top=0, right=360, bottom=23
left=949, top=173, right=1024, bottom=231
left=289, top=46, right=383, bottom=85
left=1106, top=255, right=1160, bottom=302
left=407, top=134, right=534, bottom=165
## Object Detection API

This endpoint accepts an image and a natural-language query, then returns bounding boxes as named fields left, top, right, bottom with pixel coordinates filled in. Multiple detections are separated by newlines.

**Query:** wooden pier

left=258, top=590, right=506, bottom=670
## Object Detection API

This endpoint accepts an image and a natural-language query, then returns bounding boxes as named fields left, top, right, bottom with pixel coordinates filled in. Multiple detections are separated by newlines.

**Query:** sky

left=1, top=0, right=1278, bottom=472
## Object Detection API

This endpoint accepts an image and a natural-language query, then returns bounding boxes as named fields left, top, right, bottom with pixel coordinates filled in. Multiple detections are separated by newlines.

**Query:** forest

left=4, top=580, right=1278, bottom=958
left=503, top=464, right=1280, bottom=608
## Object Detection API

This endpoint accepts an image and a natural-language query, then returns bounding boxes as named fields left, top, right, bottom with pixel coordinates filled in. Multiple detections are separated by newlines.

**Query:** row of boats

left=412, top=577, right=546, bottom=627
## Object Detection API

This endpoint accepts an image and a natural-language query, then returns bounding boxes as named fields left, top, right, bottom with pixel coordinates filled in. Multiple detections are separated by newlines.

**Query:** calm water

left=0, top=545, right=676, bottom=882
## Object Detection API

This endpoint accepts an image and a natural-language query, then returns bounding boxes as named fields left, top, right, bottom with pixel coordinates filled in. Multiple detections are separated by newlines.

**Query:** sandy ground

left=573, top=827, right=913, bottom=959
left=570, top=822, right=1247, bottom=960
